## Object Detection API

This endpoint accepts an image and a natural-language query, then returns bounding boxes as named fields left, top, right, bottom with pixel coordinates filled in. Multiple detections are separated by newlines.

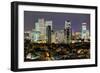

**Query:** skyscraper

left=38, top=18, right=46, bottom=41
left=34, top=22, right=40, bottom=42
left=32, top=29, right=40, bottom=42
left=51, top=31, right=56, bottom=43
left=45, top=21, right=53, bottom=43
left=45, top=21, right=53, bottom=30
left=64, top=20, right=72, bottom=44
left=46, top=25, right=51, bottom=44
left=32, top=18, right=53, bottom=43
left=81, top=22, right=87, bottom=40
left=35, top=22, right=40, bottom=31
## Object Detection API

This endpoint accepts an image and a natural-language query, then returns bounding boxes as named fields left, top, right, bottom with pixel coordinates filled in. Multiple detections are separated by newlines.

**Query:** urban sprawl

left=24, top=18, right=90, bottom=61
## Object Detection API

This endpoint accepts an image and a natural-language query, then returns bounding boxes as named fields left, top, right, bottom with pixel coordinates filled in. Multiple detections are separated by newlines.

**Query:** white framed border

left=18, top=5, right=96, bottom=69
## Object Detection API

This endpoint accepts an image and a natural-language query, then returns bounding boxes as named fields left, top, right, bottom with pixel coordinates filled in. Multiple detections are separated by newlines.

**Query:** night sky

left=24, top=11, right=90, bottom=32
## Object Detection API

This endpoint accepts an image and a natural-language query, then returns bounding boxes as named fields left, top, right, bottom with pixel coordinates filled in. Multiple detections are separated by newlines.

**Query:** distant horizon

left=24, top=11, right=90, bottom=32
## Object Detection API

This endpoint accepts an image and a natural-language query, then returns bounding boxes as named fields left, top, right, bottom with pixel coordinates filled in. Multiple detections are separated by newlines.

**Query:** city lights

left=24, top=18, right=90, bottom=61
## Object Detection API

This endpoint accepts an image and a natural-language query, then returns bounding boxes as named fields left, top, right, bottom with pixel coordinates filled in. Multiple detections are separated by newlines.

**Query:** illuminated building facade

left=32, top=18, right=53, bottom=43
left=32, top=22, right=40, bottom=42
left=64, top=20, right=72, bottom=44
left=81, top=22, right=90, bottom=42
left=31, top=29, right=40, bottom=42
left=51, top=31, right=56, bottom=43
left=86, top=30, right=90, bottom=40
left=55, top=30, right=64, bottom=43
left=81, top=23, right=87, bottom=39
left=38, top=18, right=46, bottom=41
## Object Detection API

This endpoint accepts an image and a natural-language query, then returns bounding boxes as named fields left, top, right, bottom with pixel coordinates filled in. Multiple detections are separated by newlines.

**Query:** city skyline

left=24, top=11, right=90, bottom=61
left=24, top=11, right=90, bottom=32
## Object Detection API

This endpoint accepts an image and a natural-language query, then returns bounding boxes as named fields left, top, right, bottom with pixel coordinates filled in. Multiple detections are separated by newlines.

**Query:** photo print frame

left=11, top=1, right=97, bottom=71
